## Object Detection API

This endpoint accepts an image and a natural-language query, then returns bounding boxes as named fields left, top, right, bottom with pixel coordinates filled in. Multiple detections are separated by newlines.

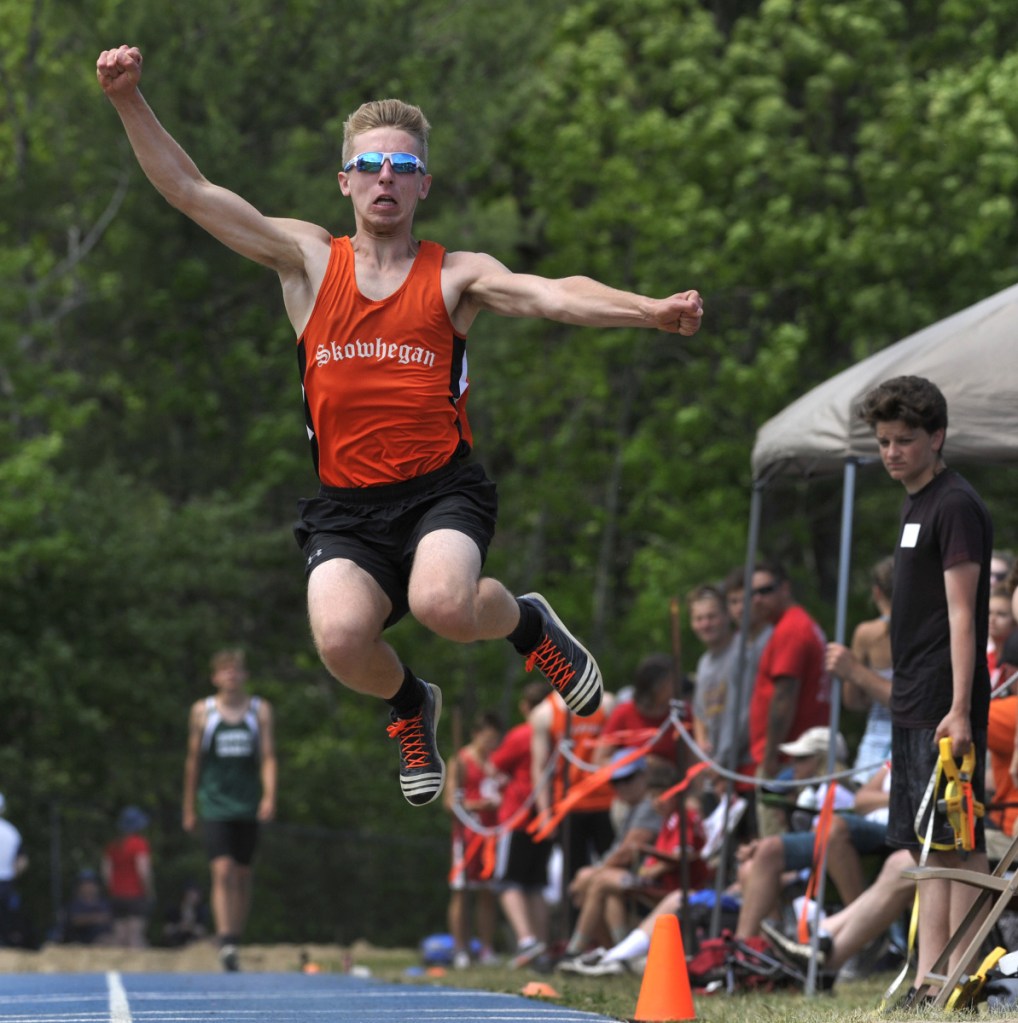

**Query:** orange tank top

left=296, top=237, right=472, bottom=487
left=547, top=696, right=614, bottom=813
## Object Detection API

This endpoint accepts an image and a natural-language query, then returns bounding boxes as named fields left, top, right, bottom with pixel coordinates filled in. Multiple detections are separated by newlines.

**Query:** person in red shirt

left=747, top=561, right=831, bottom=837
left=102, top=805, right=155, bottom=948
left=600, top=654, right=679, bottom=769
left=443, top=711, right=503, bottom=968
left=488, top=681, right=553, bottom=968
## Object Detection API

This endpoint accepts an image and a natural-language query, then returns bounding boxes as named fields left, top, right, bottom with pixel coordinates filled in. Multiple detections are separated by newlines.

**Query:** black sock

left=507, top=598, right=543, bottom=655
left=386, top=666, right=425, bottom=719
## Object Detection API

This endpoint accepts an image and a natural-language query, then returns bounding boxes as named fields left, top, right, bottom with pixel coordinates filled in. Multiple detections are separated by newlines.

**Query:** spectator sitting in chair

left=734, top=729, right=889, bottom=942
left=63, top=869, right=114, bottom=945
left=556, top=753, right=674, bottom=965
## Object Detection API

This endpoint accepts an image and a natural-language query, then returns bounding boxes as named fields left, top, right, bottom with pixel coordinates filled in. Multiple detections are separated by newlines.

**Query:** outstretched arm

left=447, top=251, right=703, bottom=337
left=96, top=46, right=328, bottom=309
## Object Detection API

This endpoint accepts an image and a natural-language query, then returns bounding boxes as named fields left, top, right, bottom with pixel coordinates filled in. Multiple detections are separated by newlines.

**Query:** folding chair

left=903, top=830, right=1018, bottom=1009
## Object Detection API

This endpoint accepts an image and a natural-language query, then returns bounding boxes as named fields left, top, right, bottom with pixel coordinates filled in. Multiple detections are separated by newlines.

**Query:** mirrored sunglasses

left=343, top=151, right=426, bottom=175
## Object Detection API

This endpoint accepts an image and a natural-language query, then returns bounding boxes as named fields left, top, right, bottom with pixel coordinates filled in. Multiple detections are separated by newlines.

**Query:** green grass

left=316, top=947, right=987, bottom=1022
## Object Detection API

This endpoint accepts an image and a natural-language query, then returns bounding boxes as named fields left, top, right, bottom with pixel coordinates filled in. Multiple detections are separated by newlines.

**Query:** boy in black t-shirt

left=859, top=376, right=992, bottom=1006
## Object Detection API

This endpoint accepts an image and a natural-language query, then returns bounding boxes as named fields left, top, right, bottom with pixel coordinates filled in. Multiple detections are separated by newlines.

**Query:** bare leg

left=821, top=848, right=914, bottom=972
left=909, top=848, right=990, bottom=986
left=408, top=530, right=520, bottom=642
left=823, top=816, right=867, bottom=906
left=527, top=890, right=549, bottom=943
left=567, top=868, right=628, bottom=952
left=947, top=850, right=989, bottom=974
left=735, top=836, right=784, bottom=937
left=448, top=889, right=467, bottom=954
left=124, top=915, right=148, bottom=949
left=209, top=857, right=252, bottom=940
left=500, top=887, right=539, bottom=945
left=638, top=889, right=683, bottom=936
left=307, top=560, right=402, bottom=696
left=477, top=888, right=498, bottom=954
left=914, top=848, right=952, bottom=986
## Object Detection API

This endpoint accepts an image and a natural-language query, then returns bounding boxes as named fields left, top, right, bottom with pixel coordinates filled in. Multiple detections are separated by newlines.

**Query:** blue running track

left=0, top=971, right=626, bottom=1023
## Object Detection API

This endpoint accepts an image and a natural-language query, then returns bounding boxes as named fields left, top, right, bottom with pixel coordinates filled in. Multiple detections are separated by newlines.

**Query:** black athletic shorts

left=493, top=828, right=554, bottom=891
left=293, top=458, right=498, bottom=628
left=887, top=725, right=987, bottom=853
left=202, top=819, right=261, bottom=866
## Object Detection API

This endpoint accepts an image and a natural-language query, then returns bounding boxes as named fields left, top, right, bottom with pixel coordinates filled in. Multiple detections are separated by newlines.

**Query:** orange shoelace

left=525, top=635, right=576, bottom=692
left=386, top=711, right=431, bottom=769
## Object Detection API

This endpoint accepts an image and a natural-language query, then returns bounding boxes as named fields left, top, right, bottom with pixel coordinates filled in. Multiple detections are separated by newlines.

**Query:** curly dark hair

left=858, top=376, right=948, bottom=435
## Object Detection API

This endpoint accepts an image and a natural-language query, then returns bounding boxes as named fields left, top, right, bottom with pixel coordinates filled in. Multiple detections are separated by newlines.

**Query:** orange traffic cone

left=632, top=914, right=695, bottom=1022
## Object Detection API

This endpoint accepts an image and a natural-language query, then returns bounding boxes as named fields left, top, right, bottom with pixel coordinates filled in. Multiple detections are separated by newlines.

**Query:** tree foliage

left=3, top=0, right=1018, bottom=943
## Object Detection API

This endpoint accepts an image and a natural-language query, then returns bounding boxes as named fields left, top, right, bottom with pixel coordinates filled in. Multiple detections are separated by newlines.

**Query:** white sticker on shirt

left=900, top=523, right=920, bottom=548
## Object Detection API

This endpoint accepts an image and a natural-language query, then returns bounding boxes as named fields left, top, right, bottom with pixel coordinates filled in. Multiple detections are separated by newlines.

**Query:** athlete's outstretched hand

left=96, top=45, right=143, bottom=99
left=650, top=290, right=703, bottom=336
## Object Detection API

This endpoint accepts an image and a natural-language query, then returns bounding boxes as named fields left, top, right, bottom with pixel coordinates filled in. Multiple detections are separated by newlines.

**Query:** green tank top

left=197, top=696, right=263, bottom=820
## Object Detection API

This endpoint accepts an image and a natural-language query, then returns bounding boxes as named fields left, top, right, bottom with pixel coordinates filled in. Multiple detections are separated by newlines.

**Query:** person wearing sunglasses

left=745, top=561, right=831, bottom=838
left=859, top=375, right=993, bottom=1006
left=95, top=46, right=703, bottom=810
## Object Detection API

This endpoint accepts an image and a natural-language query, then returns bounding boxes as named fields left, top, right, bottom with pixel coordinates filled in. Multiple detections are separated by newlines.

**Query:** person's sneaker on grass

left=760, top=918, right=832, bottom=969
left=572, top=956, right=631, bottom=978
left=518, top=593, right=602, bottom=716
left=386, top=681, right=445, bottom=806
left=510, top=938, right=547, bottom=969
left=556, top=948, right=607, bottom=974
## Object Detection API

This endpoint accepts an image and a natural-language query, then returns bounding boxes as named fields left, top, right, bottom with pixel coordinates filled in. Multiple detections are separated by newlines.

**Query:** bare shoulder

left=269, top=217, right=332, bottom=270
left=273, top=217, right=332, bottom=244
left=852, top=617, right=887, bottom=646
left=529, top=699, right=552, bottom=729
left=440, top=249, right=512, bottom=333
left=441, top=247, right=507, bottom=279
left=441, top=248, right=515, bottom=296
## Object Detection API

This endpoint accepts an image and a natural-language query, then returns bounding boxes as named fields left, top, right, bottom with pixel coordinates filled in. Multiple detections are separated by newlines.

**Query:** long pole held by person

left=669, top=597, right=693, bottom=952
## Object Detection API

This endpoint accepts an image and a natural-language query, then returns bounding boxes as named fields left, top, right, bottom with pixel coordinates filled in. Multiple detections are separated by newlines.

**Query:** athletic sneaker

left=572, top=957, right=630, bottom=978
left=557, top=948, right=606, bottom=974
left=510, top=938, right=547, bottom=969
left=518, top=593, right=603, bottom=716
left=760, top=918, right=832, bottom=969
left=386, top=681, right=445, bottom=806
left=219, top=943, right=240, bottom=972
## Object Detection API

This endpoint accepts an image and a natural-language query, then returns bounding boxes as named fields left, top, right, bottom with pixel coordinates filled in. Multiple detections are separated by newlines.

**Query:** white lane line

left=106, top=972, right=133, bottom=1023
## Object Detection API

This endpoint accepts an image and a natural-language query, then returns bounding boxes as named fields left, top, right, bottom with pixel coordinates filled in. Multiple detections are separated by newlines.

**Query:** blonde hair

left=342, top=99, right=431, bottom=166
left=210, top=648, right=245, bottom=672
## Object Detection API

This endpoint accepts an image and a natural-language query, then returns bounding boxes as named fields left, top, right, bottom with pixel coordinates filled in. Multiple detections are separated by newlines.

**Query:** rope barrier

left=448, top=699, right=889, bottom=884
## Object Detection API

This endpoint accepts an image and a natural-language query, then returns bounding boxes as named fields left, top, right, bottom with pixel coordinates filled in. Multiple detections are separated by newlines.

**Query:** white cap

left=779, top=726, right=848, bottom=763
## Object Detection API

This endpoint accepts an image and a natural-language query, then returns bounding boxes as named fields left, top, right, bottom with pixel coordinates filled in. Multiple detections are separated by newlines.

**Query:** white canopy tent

left=717, top=282, right=1018, bottom=992
left=751, top=280, right=1018, bottom=482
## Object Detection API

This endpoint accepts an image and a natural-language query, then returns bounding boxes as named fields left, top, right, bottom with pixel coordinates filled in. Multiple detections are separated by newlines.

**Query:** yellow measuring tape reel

left=936, top=736, right=984, bottom=852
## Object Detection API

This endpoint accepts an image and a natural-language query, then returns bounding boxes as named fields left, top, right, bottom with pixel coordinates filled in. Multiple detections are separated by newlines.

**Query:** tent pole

left=805, top=458, right=857, bottom=995
left=709, top=479, right=765, bottom=937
